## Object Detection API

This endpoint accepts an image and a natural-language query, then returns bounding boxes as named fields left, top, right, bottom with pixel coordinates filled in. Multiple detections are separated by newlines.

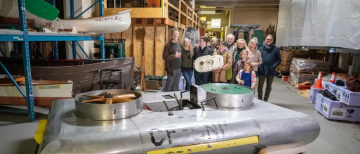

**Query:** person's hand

left=194, top=44, right=198, bottom=48
left=212, top=68, right=216, bottom=71
left=251, top=86, right=254, bottom=90
left=240, top=80, right=245, bottom=85
left=251, top=63, right=257, bottom=66
left=218, top=66, right=223, bottom=70
left=175, top=52, right=181, bottom=58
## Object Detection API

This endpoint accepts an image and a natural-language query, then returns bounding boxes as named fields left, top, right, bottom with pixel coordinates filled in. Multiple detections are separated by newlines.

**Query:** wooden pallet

left=288, top=80, right=298, bottom=89
left=298, top=89, right=310, bottom=98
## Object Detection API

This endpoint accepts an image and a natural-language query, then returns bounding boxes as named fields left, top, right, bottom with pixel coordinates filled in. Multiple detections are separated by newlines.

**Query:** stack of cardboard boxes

left=310, top=82, right=360, bottom=122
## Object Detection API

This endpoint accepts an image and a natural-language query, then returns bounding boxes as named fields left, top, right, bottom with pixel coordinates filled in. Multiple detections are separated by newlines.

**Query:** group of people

left=163, top=28, right=281, bottom=102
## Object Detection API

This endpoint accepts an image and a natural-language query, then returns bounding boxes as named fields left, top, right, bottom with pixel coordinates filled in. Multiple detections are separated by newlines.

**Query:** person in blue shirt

left=257, top=34, right=281, bottom=102
left=236, top=61, right=257, bottom=89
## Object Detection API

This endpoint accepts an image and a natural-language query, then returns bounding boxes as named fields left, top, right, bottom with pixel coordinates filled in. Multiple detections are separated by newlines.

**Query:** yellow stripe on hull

left=148, top=136, right=259, bottom=154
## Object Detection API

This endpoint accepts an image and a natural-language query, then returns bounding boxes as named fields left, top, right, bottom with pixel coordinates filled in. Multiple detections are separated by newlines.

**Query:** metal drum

left=74, top=89, right=143, bottom=120
left=200, top=83, right=254, bottom=108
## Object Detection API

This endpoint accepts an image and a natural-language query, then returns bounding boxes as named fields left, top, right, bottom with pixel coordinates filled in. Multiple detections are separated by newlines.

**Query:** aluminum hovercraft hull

left=0, top=58, right=134, bottom=93
left=38, top=91, right=320, bottom=154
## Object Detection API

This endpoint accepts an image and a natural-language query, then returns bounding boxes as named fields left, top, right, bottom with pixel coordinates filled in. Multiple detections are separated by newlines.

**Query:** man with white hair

left=225, top=34, right=236, bottom=56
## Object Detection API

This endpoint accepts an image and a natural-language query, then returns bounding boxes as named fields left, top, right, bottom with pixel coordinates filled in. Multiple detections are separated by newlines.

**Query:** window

left=211, top=19, right=221, bottom=28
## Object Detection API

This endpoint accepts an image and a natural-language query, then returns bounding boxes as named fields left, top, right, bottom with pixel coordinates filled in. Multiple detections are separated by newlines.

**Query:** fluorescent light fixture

left=199, top=11, right=216, bottom=14
left=200, top=17, right=206, bottom=21
left=200, top=6, right=216, bottom=9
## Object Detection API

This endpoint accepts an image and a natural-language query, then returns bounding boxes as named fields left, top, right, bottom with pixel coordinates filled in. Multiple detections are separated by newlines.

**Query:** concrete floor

left=0, top=78, right=359, bottom=154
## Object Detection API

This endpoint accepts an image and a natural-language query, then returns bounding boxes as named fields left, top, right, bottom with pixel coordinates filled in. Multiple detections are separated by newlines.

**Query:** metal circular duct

left=74, top=89, right=143, bottom=120
left=200, top=83, right=254, bottom=108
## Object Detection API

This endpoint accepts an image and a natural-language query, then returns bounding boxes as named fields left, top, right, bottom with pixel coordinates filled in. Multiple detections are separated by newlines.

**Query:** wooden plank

left=104, top=33, right=112, bottom=39
left=168, top=3, right=179, bottom=11
left=104, top=8, right=164, bottom=18
left=179, top=29, right=183, bottom=43
left=298, top=90, right=310, bottom=98
left=167, top=18, right=177, bottom=27
left=179, top=23, right=186, bottom=29
left=133, top=26, right=145, bottom=67
left=153, top=26, right=157, bottom=75
left=113, top=33, right=121, bottom=39
left=178, top=0, right=182, bottom=27
left=165, top=25, right=169, bottom=42
left=122, top=26, right=133, bottom=57
left=155, top=26, right=166, bottom=76
left=144, top=27, right=155, bottom=75
left=181, top=11, right=186, bottom=17
left=186, top=5, right=189, bottom=26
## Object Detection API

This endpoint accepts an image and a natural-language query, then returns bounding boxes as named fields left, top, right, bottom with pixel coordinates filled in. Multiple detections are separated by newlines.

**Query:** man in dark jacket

left=162, top=28, right=182, bottom=92
left=257, top=34, right=281, bottom=102
left=193, top=36, right=213, bottom=85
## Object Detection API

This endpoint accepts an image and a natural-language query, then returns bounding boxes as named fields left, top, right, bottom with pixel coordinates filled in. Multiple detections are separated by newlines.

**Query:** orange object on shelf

left=312, top=71, right=324, bottom=89
left=282, top=75, right=289, bottom=82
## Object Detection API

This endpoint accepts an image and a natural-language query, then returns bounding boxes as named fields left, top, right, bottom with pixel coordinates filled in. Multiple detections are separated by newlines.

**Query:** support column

left=99, top=0, right=105, bottom=59
left=51, top=0, right=59, bottom=60
left=70, top=0, right=77, bottom=59
left=18, top=0, right=35, bottom=122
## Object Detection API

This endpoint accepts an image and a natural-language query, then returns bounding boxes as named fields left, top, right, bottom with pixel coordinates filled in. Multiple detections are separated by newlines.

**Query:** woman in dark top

left=181, top=38, right=194, bottom=90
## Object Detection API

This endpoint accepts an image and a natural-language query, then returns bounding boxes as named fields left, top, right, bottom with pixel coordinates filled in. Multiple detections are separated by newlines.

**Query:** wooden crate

left=104, top=25, right=166, bottom=76
left=146, top=80, right=161, bottom=90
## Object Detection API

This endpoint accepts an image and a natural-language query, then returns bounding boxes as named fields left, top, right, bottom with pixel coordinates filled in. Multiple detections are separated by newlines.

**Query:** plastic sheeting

left=291, top=58, right=330, bottom=73
left=276, top=0, right=360, bottom=50
left=181, top=27, right=200, bottom=46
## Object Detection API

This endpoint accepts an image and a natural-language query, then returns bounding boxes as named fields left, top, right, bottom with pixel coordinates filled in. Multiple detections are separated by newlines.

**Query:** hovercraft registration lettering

left=38, top=85, right=60, bottom=89
left=95, top=16, right=122, bottom=21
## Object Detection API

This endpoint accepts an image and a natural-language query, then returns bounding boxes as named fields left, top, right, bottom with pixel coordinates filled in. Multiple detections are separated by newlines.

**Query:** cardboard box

left=315, top=94, right=360, bottom=122
left=325, top=82, right=360, bottom=107
left=309, top=87, right=323, bottom=104
left=324, top=82, right=345, bottom=96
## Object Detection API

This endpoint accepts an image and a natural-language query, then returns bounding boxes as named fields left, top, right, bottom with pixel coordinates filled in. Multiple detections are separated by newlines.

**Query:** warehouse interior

left=0, top=0, right=359, bottom=154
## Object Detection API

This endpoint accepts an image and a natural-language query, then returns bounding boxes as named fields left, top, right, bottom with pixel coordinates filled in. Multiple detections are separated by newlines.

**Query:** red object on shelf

left=298, top=84, right=311, bottom=91
left=282, top=75, right=289, bottom=82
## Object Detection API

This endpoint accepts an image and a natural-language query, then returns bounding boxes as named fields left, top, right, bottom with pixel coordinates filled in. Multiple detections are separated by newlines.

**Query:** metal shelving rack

left=0, top=0, right=105, bottom=122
